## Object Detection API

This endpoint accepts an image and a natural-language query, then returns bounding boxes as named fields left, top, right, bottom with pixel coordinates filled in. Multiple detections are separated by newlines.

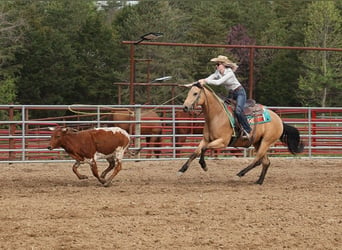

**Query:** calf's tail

left=126, top=147, right=144, bottom=157
left=280, top=123, right=304, bottom=154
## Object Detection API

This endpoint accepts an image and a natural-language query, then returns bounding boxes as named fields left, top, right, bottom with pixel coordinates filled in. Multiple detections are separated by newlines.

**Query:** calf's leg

left=103, top=148, right=126, bottom=187
left=72, top=161, right=88, bottom=180
left=89, top=159, right=106, bottom=184
left=101, top=156, right=116, bottom=179
left=103, top=159, right=122, bottom=187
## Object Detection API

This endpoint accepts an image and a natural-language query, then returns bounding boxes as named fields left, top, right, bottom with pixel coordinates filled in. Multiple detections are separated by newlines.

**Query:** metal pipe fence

left=0, top=105, right=341, bottom=163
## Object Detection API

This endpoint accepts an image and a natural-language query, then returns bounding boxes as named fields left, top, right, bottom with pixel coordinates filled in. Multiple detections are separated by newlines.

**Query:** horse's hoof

left=79, top=175, right=88, bottom=180
left=237, top=172, right=245, bottom=177
left=202, top=166, right=208, bottom=172
left=177, top=171, right=184, bottom=176
left=232, top=175, right=241, bottom=181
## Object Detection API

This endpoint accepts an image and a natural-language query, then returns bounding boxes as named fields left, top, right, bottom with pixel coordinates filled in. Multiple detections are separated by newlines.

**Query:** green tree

left=298, top=1, right=342, bottom=107
left=15, top=0, right=123, bottom=106
left=253, top=1, right=309, bottom=106
left=0, top=78, right=16, bottom=104
left=0, top=2, right=25, bottom=104
left=113, top=0, right=190, bottom=104
left=5, top=0, right=337, bottom=108
left=256, top=50, right=302, bottom=106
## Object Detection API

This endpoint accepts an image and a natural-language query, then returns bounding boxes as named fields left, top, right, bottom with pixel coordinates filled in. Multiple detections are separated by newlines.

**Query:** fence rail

left=0, top=105, right=341, bottom=163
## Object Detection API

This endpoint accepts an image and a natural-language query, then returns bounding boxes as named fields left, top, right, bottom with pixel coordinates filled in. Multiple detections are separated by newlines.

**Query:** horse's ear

left=193, top=82, right=203, bottom=89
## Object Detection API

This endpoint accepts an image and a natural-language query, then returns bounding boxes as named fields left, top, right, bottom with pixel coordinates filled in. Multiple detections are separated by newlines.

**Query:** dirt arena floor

left=0, top=158, right=341, bottom=250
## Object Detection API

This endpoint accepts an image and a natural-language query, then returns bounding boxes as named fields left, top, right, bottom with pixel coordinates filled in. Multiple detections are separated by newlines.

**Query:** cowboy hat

left=210, top=55, right=238, bottom=71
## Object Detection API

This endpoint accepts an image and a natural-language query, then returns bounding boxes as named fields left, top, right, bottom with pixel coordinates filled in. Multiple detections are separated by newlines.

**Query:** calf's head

left=47, top=127, right=73, bottom=150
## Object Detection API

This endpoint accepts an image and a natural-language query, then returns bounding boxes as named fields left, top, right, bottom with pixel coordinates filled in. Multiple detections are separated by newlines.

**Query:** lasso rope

left=67, top=104, right=126, bottom=116
left=68, top=92, right=185, bottom=116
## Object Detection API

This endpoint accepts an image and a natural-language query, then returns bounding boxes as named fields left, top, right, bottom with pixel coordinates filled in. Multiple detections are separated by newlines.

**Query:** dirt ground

left=0, top=158, right=341, bottom=250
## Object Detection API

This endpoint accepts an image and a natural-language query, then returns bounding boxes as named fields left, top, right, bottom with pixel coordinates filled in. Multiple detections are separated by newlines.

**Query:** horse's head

left=183, top=82, right=204, bottom=112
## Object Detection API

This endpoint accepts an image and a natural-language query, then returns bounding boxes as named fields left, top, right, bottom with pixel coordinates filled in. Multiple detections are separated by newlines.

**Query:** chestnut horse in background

left=175, top=110, right=204, bottom=156
left=110, top=108, right=162, bottom=158
left=179, top=82, right=304, bottom=184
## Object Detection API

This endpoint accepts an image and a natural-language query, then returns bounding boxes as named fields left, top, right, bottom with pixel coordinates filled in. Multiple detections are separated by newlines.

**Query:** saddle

left=224, top=98, right=264, bottom=117
left=223, top=97, right=271, bottom=142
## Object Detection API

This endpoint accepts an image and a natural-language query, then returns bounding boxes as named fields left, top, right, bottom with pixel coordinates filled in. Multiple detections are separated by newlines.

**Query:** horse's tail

left=280, top=123, right=304, bottom=154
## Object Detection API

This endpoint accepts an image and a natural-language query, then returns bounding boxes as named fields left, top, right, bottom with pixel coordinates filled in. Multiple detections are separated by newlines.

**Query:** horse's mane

left=203, top=84, right=225, bottom=105
left=202, top=84, right=235, bottom=133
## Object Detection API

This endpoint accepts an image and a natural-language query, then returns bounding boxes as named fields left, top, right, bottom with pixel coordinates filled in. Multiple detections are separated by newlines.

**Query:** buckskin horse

left=178, top=82, right=304, bottom=184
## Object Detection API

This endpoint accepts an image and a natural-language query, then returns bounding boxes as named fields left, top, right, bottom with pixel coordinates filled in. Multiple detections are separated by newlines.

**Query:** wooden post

left=129, top=44, right=135, bottom=105
left=248, top=47, right=255, bottom=100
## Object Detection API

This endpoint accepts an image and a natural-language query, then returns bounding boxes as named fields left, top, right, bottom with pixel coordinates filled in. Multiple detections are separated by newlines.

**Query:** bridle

left=190, top=82, right=230, bottom=119
left=193, top=84, right=203, bottom=107
left=186, top=82, right=203, bottom=111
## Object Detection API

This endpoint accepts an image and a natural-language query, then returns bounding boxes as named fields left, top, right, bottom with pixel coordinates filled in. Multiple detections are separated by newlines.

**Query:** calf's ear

left=48, top=127, right=55, bottom=131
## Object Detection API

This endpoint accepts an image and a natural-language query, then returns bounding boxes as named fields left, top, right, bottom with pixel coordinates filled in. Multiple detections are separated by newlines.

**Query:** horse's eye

left=194, top=92, right=198, bottom=96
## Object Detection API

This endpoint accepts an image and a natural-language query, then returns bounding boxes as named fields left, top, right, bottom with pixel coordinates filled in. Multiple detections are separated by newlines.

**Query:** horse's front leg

left=178, top=140, right=206, bottom=174
left=199, top=138, right=228, bottom=172
left=178, top=152, right=199, bottom=174
left=199, top=147, right=208, bottom=171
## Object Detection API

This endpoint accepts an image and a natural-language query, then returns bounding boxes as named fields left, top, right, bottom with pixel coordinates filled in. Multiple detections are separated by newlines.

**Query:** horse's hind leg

left=237, top=141, right=271, bottom=184
left=145, top=136, right=161, bottom=158
left=152, top=136, right=162, bottom=158
left=237, top=158, right=262, bottom=178
left=237, top=142, right=262, bottom=178
left=145, top=137, right=153, bottom=158
left=101, top=156, right=116, bottom=179
left=256, top=155, right=270, bottom=185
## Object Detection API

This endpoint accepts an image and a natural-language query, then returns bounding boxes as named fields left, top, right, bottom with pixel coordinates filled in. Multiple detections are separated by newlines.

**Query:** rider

left=198, top=55, right=252, bottom=139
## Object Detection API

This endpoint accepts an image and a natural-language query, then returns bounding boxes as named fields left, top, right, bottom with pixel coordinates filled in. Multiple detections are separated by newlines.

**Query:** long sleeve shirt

left=205, top=68, right=241, bottom=92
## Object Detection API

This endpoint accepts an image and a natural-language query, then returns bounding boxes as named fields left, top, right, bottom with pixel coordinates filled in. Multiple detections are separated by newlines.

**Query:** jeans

left=231, top=87, right=252, bottom=133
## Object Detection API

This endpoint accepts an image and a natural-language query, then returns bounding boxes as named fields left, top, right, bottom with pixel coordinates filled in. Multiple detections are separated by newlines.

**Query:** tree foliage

left=0, top=2, right=25, bottom=104
left=15, top=0, right=123, bottom=105
left=113, top=0, right=191, bottom=104
left=0, top=0, right=340, bottom=113
left=298, top=1, right=342, bottom=107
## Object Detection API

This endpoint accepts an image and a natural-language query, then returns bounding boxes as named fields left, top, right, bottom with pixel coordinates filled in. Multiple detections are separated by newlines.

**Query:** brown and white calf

left=47, top=127, right=130, bottom=187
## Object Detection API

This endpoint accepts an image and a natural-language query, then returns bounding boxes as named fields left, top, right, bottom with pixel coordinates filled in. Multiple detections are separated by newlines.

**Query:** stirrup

left=242, top=130, right=251, bottom=140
